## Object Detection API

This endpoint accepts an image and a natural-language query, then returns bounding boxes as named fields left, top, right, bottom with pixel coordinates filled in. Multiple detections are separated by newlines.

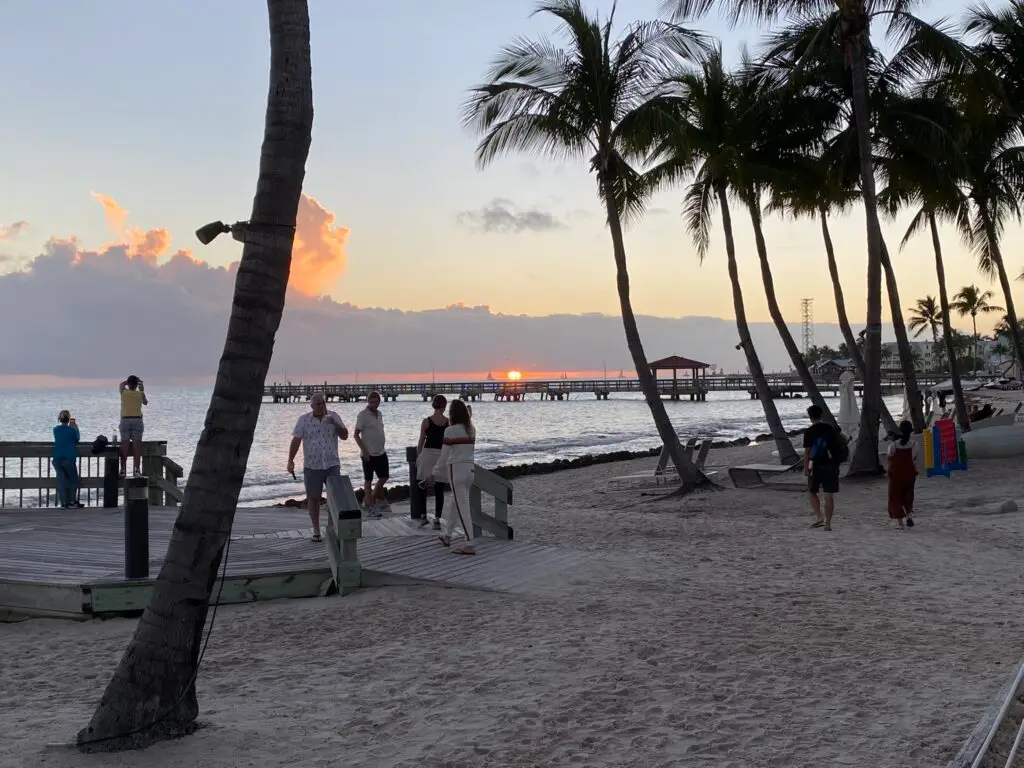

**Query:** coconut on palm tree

left=462, top=0, right=712, bottom=489
left=952, top=284, right=1003, bottom=376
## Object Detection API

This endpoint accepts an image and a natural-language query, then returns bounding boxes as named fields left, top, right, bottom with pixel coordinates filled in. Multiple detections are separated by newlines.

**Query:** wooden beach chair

left=727, top=460, right=802, bottom=490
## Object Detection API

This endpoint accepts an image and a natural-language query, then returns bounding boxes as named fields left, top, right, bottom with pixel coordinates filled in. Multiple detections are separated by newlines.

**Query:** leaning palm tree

left=952, top=284, right=1003, bottom=377
left=661, top=0, right=971, bottom=471
left=767, top=159, right=899, bottom=438
left=641, top=49, right=801, bottom=463
left=78, top=0, right=315, bottom=751
left=462, top=0, right=712, bottom=489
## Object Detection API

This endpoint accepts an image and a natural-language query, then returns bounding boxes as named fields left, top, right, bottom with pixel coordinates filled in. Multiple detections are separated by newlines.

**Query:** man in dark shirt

left=803, top=404, right=840, bottom=531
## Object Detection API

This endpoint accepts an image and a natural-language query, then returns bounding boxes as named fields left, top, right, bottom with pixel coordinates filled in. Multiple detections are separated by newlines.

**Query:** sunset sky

left=0, top=0, right=1014, bottom=334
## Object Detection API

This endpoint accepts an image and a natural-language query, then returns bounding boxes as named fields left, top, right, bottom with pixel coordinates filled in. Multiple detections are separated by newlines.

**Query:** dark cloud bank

left=0, top=238, right=855, bottom=379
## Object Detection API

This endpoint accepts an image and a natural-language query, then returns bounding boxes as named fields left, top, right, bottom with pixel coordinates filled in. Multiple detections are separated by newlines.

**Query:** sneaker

left=418, top=516, right=430, bottom=527
left=432, top=519, right=442, bottom=530
left=367, top=505, right=382, bottom=519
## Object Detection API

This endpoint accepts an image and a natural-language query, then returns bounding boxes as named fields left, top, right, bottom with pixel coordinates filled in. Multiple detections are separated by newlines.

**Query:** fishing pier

left=266, top=353, right=938, bottom=405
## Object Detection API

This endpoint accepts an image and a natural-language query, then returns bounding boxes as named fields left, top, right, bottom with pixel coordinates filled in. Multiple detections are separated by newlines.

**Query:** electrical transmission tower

left=800, top=298, right=814, bottom=356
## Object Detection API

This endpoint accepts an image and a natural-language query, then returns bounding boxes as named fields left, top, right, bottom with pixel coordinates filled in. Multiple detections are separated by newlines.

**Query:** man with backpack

left=803, top=404, right=846, bottom=531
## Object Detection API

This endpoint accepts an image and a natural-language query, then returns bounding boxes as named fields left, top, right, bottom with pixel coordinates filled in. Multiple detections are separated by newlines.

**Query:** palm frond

left=682, top=169, right=715, bottom=261
left=899, top=207, right=929, bottom=250
left=882, top=12, right=975, bottom=82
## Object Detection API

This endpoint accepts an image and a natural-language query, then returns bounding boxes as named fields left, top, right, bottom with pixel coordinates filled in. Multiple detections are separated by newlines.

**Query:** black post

left=124, top=475, right=149, bottom=580
left=406, top=446, right=425, bottom=520
left=103, top=452, right=120, bottom=508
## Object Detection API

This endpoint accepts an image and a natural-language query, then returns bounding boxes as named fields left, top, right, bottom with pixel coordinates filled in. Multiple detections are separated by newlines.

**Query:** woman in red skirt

left=887, top=421, right=919, bottom=530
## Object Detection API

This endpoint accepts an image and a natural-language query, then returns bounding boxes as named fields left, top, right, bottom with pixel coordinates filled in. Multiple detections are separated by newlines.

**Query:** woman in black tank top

left=424, top=418, right=447, bottom=450
left=416, top=395, right=449, bottom=527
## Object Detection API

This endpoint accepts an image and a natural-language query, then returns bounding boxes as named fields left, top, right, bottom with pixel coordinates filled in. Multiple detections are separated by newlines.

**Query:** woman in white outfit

left=432, top=399, right=476, bottom=555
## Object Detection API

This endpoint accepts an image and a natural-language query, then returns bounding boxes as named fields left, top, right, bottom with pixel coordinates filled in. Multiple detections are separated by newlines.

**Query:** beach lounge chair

left=727, top=460, right=802, bottom=490
left=607, top=438, right=714, bottom=490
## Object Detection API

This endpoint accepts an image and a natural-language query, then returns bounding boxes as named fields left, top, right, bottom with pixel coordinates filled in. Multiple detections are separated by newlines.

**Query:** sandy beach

left=4, top=430, right=1024, bottom=767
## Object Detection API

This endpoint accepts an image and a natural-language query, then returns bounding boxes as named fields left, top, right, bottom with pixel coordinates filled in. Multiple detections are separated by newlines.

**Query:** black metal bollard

left=124, top=475, right=149, bottom=579
left=406, top=446, right=426, bottom=520
left=103, top=453, right=120, bottom=508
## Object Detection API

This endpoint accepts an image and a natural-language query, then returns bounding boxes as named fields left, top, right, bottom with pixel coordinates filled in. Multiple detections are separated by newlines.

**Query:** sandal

left=810, top=520, right=824, bottom=529
left=452, top=546, right=476, bottom=556
left=312, top=533, right=323, bottom=543
left=438, top=535, right=451, bottom=547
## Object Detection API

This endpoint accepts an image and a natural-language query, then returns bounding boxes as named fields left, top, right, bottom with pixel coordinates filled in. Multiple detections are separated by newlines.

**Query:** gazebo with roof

left=649, top=355, right=710, bottom=401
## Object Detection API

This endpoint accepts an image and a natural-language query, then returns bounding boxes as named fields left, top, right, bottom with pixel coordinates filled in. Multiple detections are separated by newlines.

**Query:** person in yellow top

left=118, top=375, right=149, bottom=477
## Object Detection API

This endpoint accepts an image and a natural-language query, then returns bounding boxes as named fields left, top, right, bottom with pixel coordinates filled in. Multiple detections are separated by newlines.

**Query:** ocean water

left=0, top=386, right=902, bottom=506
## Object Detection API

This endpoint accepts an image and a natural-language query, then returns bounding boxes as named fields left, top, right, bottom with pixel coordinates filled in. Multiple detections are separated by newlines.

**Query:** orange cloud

left=86, top=191, right=347, bottom=294
left=0, top=221, right=29, bottom=240
left=90, top=191, right=128, bottom=232
left=289, top=194, right=349, bottom=296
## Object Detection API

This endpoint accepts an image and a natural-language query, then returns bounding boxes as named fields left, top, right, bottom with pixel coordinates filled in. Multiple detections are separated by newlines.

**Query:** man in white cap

left=287, top=393, right=348, bottom=542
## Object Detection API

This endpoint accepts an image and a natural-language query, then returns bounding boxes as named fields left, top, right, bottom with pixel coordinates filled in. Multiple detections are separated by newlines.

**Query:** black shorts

left=361, top=453, right=389, bottom=483
left=809, top=463, right=840, bottom=495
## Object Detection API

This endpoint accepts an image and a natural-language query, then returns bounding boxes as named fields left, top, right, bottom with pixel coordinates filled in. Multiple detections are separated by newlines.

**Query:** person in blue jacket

left=52, top=410, right=83, bottom=508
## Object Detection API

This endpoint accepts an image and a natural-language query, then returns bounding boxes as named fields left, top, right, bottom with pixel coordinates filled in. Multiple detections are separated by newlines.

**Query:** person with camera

left=52, top=410, right=83, bottom=508
left=118, top=375, right=148, bottom=477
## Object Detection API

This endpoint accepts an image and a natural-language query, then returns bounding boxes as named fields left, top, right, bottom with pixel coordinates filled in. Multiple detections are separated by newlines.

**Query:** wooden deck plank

left=0, top=506, right=589, bottom=618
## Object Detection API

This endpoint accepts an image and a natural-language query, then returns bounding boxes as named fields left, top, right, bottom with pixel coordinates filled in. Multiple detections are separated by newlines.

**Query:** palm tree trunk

left=879, top=238, right=926, bottom=431
left=980, top=208, right=1024, bottom=368
left=819, top=209, right=898, bottom=435
left=601, top=175, right=708, bottom=489
left=847, top=42, right=884, bottom=476
left=77, top=0, right=314, bottom=752
left=928, top=213, right=969, bottom=432
left=971, top=315, right=978, bottom=377
left=748, top=200, right=836, bottom=427
left=717, top=187, right=798, bottom=464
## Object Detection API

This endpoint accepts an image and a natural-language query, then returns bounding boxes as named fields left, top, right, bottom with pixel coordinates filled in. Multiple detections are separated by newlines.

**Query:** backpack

left=834, top=434, right=850, bottom=464
left=810, top=427, right=849, bottom=464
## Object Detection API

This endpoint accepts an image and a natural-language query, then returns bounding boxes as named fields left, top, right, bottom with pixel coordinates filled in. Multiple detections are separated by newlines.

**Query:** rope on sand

left=947, top=659, right=1024, bottom=768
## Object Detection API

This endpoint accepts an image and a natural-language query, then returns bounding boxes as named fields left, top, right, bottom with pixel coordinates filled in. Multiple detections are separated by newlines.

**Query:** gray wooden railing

left=469, top=464, right=514, bottom=540
left=0, top=441, right=183, bottom=508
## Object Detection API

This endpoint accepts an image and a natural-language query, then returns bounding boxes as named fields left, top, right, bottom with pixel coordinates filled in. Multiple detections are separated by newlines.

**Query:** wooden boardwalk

left=0, top=507, right=589, bottom=619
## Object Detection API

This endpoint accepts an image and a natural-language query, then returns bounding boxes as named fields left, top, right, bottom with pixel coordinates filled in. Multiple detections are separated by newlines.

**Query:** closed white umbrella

left=838, top=370, right=860, bottom=437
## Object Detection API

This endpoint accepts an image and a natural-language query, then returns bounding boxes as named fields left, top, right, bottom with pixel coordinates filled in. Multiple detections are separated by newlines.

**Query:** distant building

left=881, top=341, right=936, bottom=372
left=812, top=359, right=855, bottom=380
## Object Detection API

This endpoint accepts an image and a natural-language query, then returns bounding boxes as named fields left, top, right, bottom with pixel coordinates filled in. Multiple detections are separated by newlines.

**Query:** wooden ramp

left=0, top=507, right=588, bottom=619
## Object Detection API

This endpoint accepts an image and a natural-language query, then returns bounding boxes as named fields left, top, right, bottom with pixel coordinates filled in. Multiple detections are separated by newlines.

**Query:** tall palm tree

left=641, top=49, right=800, bottom=464
left=950, top=74, right=1024, bottom=371
left=462, top=0, right=712, bottom=489
left=77, top=0, right=315, bottom=752
left=952, top=284, right=1003, bottom=376
left=647, top=49, right=836, bottom=435
left=908, top=297, right=941, bottom=343
left=661, top=0, right=970, bottom=472
left=876, top=88, right=973, bottom=431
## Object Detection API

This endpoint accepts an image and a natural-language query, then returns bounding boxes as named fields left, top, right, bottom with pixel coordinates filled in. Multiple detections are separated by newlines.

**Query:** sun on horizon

left=506, top=370, right=522, bottom=381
